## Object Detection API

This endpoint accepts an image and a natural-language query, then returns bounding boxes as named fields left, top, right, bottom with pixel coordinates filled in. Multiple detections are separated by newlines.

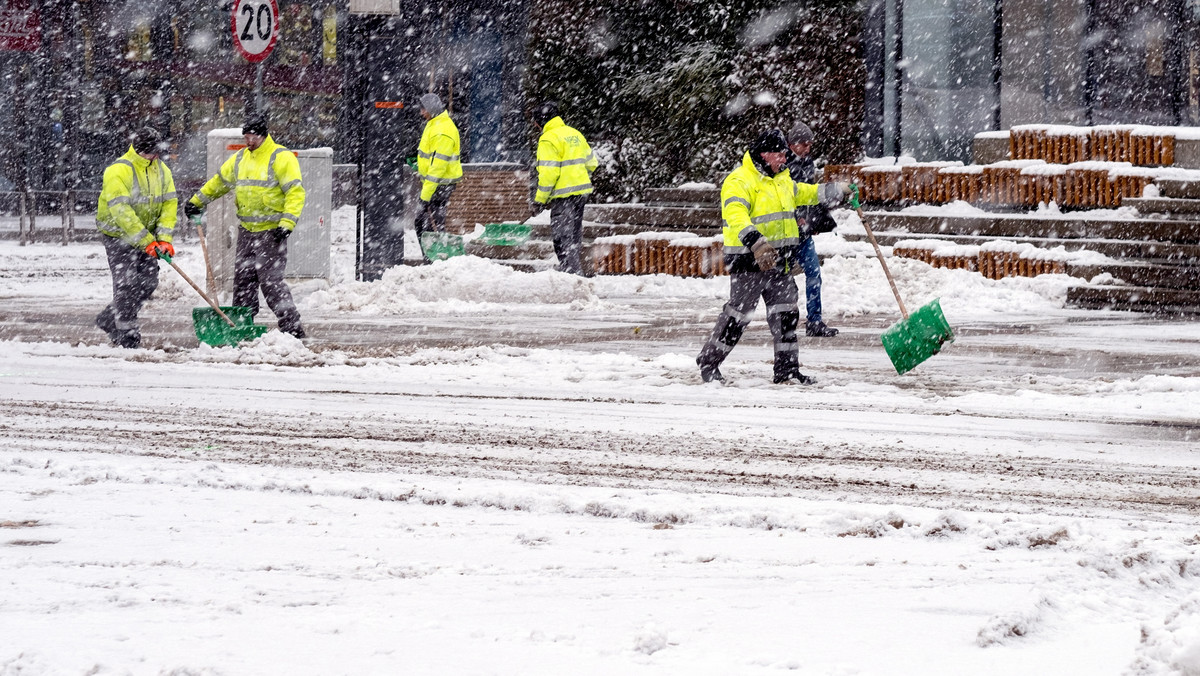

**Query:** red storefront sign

left=0, top=0, right=40, bottom=52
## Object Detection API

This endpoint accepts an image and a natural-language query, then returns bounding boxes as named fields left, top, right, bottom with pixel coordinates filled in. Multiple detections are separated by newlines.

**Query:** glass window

left=902, top=0, right=998, bottom=161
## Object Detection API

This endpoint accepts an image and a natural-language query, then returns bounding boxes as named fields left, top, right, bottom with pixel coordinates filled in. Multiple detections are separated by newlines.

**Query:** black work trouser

left=233, top=228, right=304, bottom=337
left=549, top=193, right=588, bottom=275
left=696, top=268, right=801, bottom=377
left=416, top=185, right=456, bottom=258
left=96, top=235, right=159, bottom=347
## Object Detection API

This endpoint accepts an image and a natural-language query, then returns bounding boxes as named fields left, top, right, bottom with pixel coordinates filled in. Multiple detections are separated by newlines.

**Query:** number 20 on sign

left=232, top=0, right=280, bottom=63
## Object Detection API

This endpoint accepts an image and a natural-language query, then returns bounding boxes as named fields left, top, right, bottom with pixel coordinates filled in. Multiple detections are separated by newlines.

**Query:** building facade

left=0, top=0, right=344, bottom=195
left=864, top=0, right=1200, bottom=162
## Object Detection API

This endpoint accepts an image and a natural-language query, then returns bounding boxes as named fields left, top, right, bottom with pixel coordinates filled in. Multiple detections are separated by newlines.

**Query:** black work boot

left=95, top=308, right=116, bottom=336
left=773, top=369, right=816, bottom=385
left=113, top=329, right=141, bottom=349
left=696, top=356, right=726, bottom=384
left=806, top=320, right=839, bottom=337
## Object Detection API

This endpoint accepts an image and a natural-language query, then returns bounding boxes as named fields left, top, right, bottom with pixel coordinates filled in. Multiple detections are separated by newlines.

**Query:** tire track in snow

left=3, top=399, right=1198, bottom=518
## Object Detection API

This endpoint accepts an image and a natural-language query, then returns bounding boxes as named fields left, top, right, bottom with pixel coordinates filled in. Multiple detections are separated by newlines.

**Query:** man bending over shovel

left=95, top=127, right=177, bottom=349
left=185, top=112, right=307, bottom=339
left=695, top=129, right=850, bottom=385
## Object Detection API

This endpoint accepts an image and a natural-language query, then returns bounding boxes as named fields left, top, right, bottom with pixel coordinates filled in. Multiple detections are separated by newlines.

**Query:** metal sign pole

left=255, top=63, right=264, bottom=112
left=233, top=0, right=279, bottom=110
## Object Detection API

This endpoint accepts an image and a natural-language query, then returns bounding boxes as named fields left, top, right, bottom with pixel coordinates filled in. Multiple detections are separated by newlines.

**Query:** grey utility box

left=201, top=128, right=332, bottom=301
left=286, top=147, right=333, bottom=281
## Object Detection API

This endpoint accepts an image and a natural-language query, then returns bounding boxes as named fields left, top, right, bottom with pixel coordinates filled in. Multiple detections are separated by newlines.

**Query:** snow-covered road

left=3, top=209, right=1200, bottom=674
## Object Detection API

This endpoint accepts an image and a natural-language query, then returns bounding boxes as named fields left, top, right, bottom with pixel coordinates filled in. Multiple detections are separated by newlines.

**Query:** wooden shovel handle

left=856, top=205, right=910, bottom=319
left=194, top=220, right=218, bottom=299
left=165, top=258, right=236, bottom=327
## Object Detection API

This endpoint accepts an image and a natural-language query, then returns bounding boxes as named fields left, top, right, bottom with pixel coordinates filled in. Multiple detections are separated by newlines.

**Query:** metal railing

left=1, top=190, right=101, bottom=246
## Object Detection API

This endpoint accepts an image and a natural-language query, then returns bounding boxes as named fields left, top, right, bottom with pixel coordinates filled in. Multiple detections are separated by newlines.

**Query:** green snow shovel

left=419, top=231, right=465, bottom=261
left=851, top=185, right=954, bottom=374
left=477, top=222, right=532, bottom=247
left=160, top=253, right=267, bottom=347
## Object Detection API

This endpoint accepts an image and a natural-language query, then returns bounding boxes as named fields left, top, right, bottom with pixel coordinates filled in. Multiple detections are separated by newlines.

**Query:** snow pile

left=302, top=256, right=601, bottom=314
left=589, top=272, right=728, bottom=299
left=0, top=243, right=110, bottom=300
left=1034, top=202, right=1142, bottom=221
left=898, top=200, right=989, bottom=217
left=976, top=596, right=1057, bottom=647
left=859, top=156, right=919, bottom=166
left=191, top=330, right=356, bottom=367
left=632, top=623, right=670, bottom=655
left=977, top=240, right=1116, bottom=265
left=1128, top=595, right=1200, bottom=675
left=819, top=254, right=1071, bottom=318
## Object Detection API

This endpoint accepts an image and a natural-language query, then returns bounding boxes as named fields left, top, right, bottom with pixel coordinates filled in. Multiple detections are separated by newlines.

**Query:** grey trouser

left=96, top=235, right=159, bottom=344
left=696, top=269, right=801, bottom=377
left=233, top=228, right=303, bottom=336
left=549, top=193, right=588, bottom=275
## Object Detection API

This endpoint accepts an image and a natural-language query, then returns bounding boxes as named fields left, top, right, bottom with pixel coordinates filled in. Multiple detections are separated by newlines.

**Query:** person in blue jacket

left=785, top=122, right=839, bottom=338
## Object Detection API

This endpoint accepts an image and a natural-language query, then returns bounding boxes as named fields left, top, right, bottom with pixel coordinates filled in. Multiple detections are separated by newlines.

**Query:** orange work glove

left=145, top=241, right=175, bottom=259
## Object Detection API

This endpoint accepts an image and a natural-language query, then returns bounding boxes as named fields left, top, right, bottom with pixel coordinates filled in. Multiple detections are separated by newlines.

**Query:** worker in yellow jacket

left=532, top=101, right=598, bottom=275
left=185, top=112, right=307, bottom=339
left=695, top=129, right=850, bottom=385
left=415, top=93, right=462, bottom=261
left=95, top=127, right=177, bottom=349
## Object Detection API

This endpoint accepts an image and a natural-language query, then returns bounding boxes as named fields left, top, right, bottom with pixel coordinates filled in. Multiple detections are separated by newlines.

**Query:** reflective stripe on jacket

left=721, top=152, right=821, bottom=271
left=191, top=135, right=306, bottom=232
left=535, top=116, right=597, bottom=204
left=417, top=111, right=463, bottom=202
left=96, top=147, right=178, bottom=249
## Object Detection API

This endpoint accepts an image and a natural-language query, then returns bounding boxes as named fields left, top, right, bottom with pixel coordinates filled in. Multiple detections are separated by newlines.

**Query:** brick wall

left=446, top=163, right=531, bottom=233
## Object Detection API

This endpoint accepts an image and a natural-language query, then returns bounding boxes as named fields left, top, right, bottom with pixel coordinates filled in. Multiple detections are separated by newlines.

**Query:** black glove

left=797, top=214, right=814, bottom=239
left=184, top=201, right=203, bottom=219
left=531, top=203, right=544, bottom=219
left=809, top=204, right=838, bottom=234
left=274, top=227, right=292, bottom=242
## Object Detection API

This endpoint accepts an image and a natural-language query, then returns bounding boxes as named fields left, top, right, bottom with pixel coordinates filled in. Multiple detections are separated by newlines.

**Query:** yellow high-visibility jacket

left=417, top=111, right=463, bottom=202
left=96, top=146, right=178, bottom=249
left=190, top=135, right=306, bottom=232
left=721, top=152, right=820, bottom=271
left=535, top=116, right=597, bottom=204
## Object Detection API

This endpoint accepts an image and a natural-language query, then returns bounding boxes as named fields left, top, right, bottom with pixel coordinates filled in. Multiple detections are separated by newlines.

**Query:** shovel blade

left=420, top=232, right=465, bottom=260
left=193, top=306, right=268, bottom=347
left=477, top=222, right=532, bottom=246
left=880, top=298, right=954, bottom=374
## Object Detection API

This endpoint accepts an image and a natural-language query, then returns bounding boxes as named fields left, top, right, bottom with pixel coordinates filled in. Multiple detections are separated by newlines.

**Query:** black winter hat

left=130, top=127, right=164, bottom=155
left=242, top=111, right=269, bottom=137
left=533, top=101, right=559, bottom=126
left=750, top=128, right=789, bottom=156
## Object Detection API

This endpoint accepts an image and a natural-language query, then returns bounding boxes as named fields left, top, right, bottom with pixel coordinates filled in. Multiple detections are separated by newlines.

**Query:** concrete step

left=465, top=239, right=555, bottom=260
left=642, top=188, right=719, bottom=205
left=1067, top=285, right=1200, bottom=315
left=866, top=212, right=1200, bottom=244
left=579, top=222, right=720, bottom=238
left=856, top=231, right=1200, bottom=263
left=1065, top=262, right=1200, bottom=289
left=1154, top=179, right=1200, bottom=200
left=1123, top=196, right=1200, bottom=217
left=585, top=204, right=721, bottom=231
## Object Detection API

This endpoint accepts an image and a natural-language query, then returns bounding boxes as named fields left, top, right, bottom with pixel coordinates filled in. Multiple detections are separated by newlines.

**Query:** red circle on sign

left=231, top=0, right=280, bottom=64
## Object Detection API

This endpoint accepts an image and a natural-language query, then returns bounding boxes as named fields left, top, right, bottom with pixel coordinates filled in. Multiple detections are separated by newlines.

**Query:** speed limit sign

left=232, top=0, right=280, bottom=63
